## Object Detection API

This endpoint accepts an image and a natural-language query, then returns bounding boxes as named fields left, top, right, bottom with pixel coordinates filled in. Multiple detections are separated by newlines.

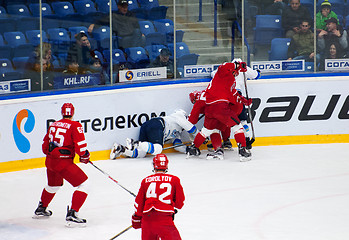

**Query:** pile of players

left=110, top=58, right=260, bottom=162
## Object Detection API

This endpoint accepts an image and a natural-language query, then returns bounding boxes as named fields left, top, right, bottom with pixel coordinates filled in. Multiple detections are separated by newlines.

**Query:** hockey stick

left=163, top=142, right=190, bottom=150
left=243, top=72, right=256, bottom=142
left=110, top=225, right=133, bottom=240
left=89, top=161, right=137, bottom=197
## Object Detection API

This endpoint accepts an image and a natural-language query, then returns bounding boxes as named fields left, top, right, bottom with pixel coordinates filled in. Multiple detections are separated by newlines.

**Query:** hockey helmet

left=61, top=103, right=75, bottom=117
left=189, top=90, right=202, bottom=104
left=153, top=154, right=169, bottom=171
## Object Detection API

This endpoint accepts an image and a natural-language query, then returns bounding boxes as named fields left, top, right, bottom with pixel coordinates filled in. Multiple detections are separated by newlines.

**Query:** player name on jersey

left=145, top=175, right=172, bottom=183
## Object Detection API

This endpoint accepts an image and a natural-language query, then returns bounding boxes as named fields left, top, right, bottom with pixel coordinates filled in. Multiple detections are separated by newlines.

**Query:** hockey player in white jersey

left=209, top=58, right=260, bottom=151
left=110, top=109, right=198, bottom=159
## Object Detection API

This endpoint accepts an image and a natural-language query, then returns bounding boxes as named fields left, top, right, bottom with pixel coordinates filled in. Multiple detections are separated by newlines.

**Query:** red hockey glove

left=132, top=214, right=142, bottom=229
left=240, top=96, right=252, bottom=106
left=79, top=150, right=90, bottom=164
left=238, top=62, right=247, bottom=72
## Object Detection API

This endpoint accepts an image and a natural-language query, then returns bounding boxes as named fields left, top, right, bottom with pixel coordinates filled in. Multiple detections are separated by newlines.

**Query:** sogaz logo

left=12, top=109, right=35, bottom=153
left=125, top=71, right=134, bottom=80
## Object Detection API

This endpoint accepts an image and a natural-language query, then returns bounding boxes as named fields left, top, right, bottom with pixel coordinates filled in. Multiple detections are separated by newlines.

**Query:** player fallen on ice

left=110, top=109, right=198, bottom=159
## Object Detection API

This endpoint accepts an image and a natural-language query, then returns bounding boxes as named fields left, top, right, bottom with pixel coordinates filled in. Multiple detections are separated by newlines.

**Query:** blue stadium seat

left=103, top=49, right=127, bottom=65
left=0, top=58, right=21, bottom=81
left=153, top=19, right=184, bottom=43
left=29, top=3, right=54, bottom=17
left=176, top=54, right=199, bottom=69
left=254, top=15, right=283, bottom=49
left=0, top=18, right=16, bottom=35
left=130, top=8, right=148, bottom=20
left=268, top=38, right=291, bottom=61
left=300, top=0, right=314, bottom=16
left=92, top=26, right=110, bottom=40
left=6, top=4, right=31, bottom=17
left=0, top=6, right=8, bottom=18
left=12, top=56, right=29, bottom=72
left=147, top=6, right=168, bottom=20
left=0, top=34, right=11, bottom=60
left=73, top=0, right=105, bottom=22
left=25, top=30, right=49, bottom=46
left=93, top=50, right=106, bottom=65
left=138, top=0, right=159, bottom=9
left=144, top=44, right=166, bottom=60
left=68, top=26, right=89, bottom=38
left=4, top=31, right=28, bottom=47
left=47, top=28, right=71, bottom=54
left=127, top=0, right=139, bottom=11
left=95, top=0, right=118, bottom=13
left=138, top=20, right=166, bottom=46
left=51, top=2, right=76, bottom=17
left=167, top=42, right=190, bottom=59
left=125, top=47, right=150, bottom=68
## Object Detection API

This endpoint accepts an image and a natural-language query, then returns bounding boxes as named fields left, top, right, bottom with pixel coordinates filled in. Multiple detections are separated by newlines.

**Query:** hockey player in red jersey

left=186, top=62, right=253, bottom=161
left=33, top=103, right=91, bottom=227
left=132, top=154, right=185, bottom=240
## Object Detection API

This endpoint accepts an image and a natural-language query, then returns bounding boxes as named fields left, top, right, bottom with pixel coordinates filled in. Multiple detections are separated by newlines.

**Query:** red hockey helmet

left=153, top=154, right=169, bottom=171
left=61, top=103, right=75, bottom=117
left=189, top=90, right=202, bottom=104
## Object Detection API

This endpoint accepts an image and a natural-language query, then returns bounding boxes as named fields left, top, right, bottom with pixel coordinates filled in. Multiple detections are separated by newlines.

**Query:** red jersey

left=134, top=173, right=185, bottom=216
left=188, top=90, right=206, bottom=124
left=205, top=62, right=238, bottom=105
left=42, top=118, right=87, bottom=157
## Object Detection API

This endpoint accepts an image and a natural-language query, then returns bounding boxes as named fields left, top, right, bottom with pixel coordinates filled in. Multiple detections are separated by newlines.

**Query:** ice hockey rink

left=1, top=143, right=349, bottom=240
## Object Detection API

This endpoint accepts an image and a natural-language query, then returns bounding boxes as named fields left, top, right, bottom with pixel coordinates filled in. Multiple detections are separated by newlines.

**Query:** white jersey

left=211, top=63, right=260, bottom=97
left=162, top=109, right=197, bottom=142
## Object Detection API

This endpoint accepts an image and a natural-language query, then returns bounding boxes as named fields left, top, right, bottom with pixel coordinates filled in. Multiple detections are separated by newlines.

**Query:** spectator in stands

left=88, top=0, right=143, bottom=49
left=319, top=41, right=346, bottom=70
left=63, top=55, right=84, bottom=75
left=28, top=42, right=55, bottom=72
left=85, top=56, right=110, bottom=85
left=67, top=32, right=95, bottom=73
left=264, top=0, right=287, bottom=15
left=287, top=19, right=319, bottom=62
left=316, top=0, right=338, bottom=32
left=148, top=48, right=180, bottom=79
left=282, top=0, right=311, bottom=38
left=318, top=17, right=348, bottom=52
left=25, top=57, right=54, bottom=91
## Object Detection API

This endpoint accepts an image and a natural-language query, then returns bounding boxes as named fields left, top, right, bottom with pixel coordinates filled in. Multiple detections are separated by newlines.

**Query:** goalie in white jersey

left=110, top=109, right=198, bottom=159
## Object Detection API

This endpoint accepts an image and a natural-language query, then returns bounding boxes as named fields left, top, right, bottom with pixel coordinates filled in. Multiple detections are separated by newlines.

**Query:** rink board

left=0, top=75, right=349, bottom=172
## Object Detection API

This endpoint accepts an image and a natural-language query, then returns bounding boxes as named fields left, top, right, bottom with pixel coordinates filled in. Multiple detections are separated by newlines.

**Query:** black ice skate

left=33, top=201, right=52, bottom=219
left=66, top=206, right=87, bottom=228
left=246, top=137, right=254, bottom=150
left=238, top=144, right=252, bottom=162
left=222, top=140, right=233, bottom=150
left=110, top=143, right=125, bottom=159
left=186, top=144, right=201, bottom=157
left=206, top=148, right=224, bottom=160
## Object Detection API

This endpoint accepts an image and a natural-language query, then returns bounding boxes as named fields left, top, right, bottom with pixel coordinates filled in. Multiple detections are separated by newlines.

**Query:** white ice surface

left=1, top=143, right=349, bottom=240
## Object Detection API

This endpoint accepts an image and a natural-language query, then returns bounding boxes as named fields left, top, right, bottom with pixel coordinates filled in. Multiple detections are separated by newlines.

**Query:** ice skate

left=110, top=143, right=125, bottom=159
left=186, top=144, right=200, bottom=158
left=33, top=201, right=52, bottom=219
left=238, top=144, right=251, bottom=162
left=66, top=206, right=87, bottom=228
left=206, top=148, right=224, bottom=160
left=206, top=143, right=214, bottom=152
left=222, top=140, right=233, bottom=150
left=126, top=138, right=139, bottom=151
left=246, top=137, right=254, bottom=150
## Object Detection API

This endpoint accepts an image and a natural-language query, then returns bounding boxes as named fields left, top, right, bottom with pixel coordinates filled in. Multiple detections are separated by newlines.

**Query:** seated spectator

left=318, top=17, right=348, bottom=52
left=148, top=48, right=180, bottom=79
left=88, top=0, right=143, bottom=49
left=319, top=42, right=347, bottom=70
left=85, top=56, right=110, bottom=85
left=264, top=0, right=287, bottom=15
left=25, top=57, right=54, bottom=91
left=282, top=0, right=311, bottom=38
left=287, top=19, right=319, bottom=62
left=63, top=55, right=83, bottom=75
left=67, top=32, right=95, bottom=73
left=316, top=0, right=338, bottom=32
left=28, top=42, right=55, bottom=72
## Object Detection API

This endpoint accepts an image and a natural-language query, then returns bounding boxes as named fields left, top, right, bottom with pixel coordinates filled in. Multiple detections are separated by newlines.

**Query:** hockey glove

left=132, top=214, right=142, bottom=229
left=79, top=150, right=90, bottom=164
left=239, top=62, right=248, bottom=72
left=240, top=96, right=252, bottom=106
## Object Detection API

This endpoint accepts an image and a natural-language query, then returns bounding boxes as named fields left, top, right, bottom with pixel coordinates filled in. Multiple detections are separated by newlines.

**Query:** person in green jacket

left=316, top=0, right=338, bottom=32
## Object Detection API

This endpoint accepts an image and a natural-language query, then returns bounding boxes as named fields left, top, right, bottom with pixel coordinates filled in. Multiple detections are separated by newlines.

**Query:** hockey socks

left=71, top=190, right=87, bottom=213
